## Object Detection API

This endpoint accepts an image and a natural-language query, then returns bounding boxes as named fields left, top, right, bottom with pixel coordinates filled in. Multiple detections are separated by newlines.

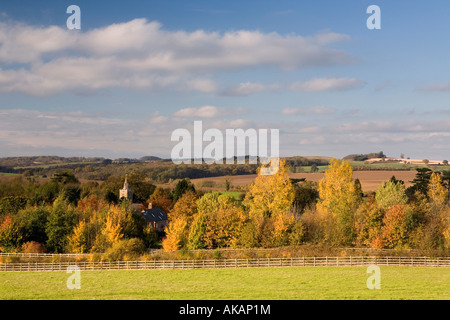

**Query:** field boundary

left=1, top=256, right=450, bottom=272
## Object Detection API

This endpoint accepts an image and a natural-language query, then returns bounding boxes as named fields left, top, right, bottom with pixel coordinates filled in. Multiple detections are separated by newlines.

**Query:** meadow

left=1, top=266, right=449, bottom=300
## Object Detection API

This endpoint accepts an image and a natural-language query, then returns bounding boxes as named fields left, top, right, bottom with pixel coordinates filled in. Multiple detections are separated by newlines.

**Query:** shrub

left=107, top=238, right=146, bottom=260
left=21, top=241, right=46, bottom=253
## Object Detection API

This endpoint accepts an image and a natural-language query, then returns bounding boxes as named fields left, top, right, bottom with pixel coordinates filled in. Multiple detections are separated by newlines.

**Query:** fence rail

left=1, top=256, right=449, bottom=272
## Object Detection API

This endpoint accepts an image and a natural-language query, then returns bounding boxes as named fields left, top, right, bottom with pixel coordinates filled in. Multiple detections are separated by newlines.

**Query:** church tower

left=119, top=175, right=133, bottom=202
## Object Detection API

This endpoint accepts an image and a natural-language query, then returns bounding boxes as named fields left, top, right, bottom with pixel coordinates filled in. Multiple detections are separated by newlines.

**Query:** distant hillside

left=0, top=156, right=105, bottom=168
left=139, top=156, right=163, bottom=161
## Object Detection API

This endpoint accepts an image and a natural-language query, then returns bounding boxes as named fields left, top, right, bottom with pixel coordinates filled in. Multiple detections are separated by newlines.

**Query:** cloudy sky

left=1, top=0, right=450, bottom=160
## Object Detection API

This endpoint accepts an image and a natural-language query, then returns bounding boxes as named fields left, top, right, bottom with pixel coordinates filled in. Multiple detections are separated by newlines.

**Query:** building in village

left=119, top=175, right=168, bottom=232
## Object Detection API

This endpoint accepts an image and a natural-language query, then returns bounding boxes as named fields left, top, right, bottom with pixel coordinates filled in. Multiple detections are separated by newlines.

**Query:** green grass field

left=220, top=191, right=244, bottom=200
left=1, top=266, right=449, bottom=300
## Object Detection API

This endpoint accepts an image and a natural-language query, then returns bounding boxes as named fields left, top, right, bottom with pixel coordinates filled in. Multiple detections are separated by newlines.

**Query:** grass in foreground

left=0, top=266, right=449, bottom=300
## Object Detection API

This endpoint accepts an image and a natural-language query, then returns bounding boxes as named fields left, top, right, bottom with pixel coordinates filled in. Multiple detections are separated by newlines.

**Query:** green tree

left=126, top=171, right=156, bottom=203
left=292, top=181, right=318, bottom=213
left=15, top=207, right=49, bottom=245
left=225, top=179, right=231, bottom=192
left=45, top=197, right=76, bottom=253
left=172, top=178, right=196, bottom=203
left=407, top=168, right=432, bottom=197
left=0, top=196, right=28, bottom=218
left=51, top=171, right=79, bottom=184
left=375, top=180, right=408, bottom=209
left=187, top=211, right=209, bottom=250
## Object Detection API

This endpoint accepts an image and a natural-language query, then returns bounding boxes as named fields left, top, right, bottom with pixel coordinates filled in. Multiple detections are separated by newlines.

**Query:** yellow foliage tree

left=168, top=190, right=198, bottom=224
left=271, top=212, right=296, bottom=247
left=317, top=158, right=360, bottom=245
left=245, top=158, right=294, bottom=219
left=428, top=172, right=447, bottom=206
left=103, top=213, right=123, bottom=245
left=68, top=220, right=88, bottom=253
left=188, top=192, right=246, bottom=249
left=317, top=158, right=359, bottom=215
left=162, top=218, right=188, bottom=251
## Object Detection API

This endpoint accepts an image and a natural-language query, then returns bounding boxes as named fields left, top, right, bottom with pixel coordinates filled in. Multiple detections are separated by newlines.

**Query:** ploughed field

left=188, top=170, right=417, bottom=192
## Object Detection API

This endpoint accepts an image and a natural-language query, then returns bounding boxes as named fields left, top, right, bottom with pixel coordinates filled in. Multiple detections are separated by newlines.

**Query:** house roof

left=140, top=208, right=168, bottom=222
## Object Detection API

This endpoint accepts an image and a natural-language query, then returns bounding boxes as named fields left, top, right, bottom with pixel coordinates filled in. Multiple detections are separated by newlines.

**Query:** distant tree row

left=343, top=151, right=386, bottom=161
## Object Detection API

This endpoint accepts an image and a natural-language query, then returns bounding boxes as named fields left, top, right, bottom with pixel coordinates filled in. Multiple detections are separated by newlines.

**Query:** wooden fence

left=1, top=256, right=450, bottom=272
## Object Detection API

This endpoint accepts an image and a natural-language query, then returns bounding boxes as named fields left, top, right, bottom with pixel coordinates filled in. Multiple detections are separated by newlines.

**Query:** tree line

left=1, top=159, right=450, bottom=256
left=162, top=159, right=450, bottom=252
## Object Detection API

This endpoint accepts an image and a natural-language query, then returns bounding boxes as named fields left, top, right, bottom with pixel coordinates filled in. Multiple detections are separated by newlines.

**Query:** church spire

left=120, top=174, right=133, bottom=202
left=123, top=174, right=129, bottom=189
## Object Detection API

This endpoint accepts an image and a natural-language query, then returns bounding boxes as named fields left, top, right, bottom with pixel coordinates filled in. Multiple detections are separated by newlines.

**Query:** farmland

left=188, top=170, right=419, bottom=192
left=0, top=266, right=449, bottom=300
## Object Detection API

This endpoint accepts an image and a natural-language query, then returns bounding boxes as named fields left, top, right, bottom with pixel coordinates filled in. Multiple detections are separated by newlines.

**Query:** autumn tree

left=271, top=211, right=296, bottom=247
left=167, top=190, right=198, bottom=224
left=355, top=198, right=384, bottom=248
left=0, top=216, right=22, bottom=252
left=68, top=220, right=90, bottom=253
left=162, top=218, right=188, bottom=251
left=317, top=158, right=360, bottom=245
left=186, top=192, right=246, bottom=249
left=245, top=158, right=294, bottom=219
left=428, top=172, right=447, bottom=206
left=381, top=204, right=410, bottom=248
left=162, top=191, right=198, bottom=251
left=148, top=187, right=173, bottom=213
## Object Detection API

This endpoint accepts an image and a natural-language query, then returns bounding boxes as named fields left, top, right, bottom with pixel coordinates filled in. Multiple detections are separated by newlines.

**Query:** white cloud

left=0, top=19, right=355, bottom=96
left=282, top=106, right=335, bottom=115
left=173, top=105, right=246, bottom=118
left=177, top=78, right=219, bottom=93
left=289, top=77, right=366, bottom=92
left=221, top=82, right=280, bottom=96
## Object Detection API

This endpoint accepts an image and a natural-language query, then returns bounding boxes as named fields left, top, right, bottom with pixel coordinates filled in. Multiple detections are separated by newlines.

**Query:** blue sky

left=0, top=0, right=450, bottom=160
